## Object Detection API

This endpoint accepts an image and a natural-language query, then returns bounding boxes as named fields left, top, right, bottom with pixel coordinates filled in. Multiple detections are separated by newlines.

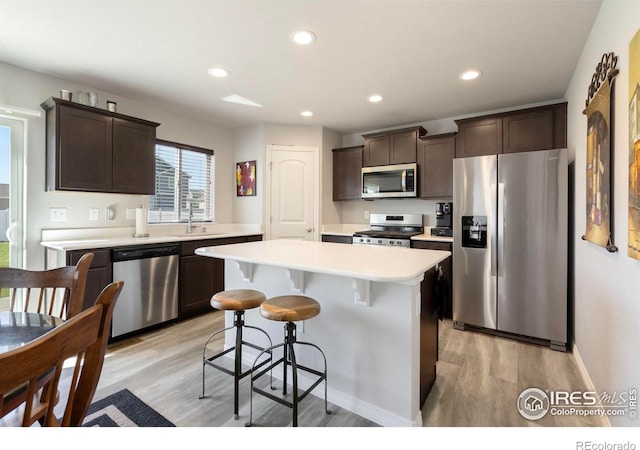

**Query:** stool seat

left=210, top=289, right=267, bottom=311
left=259, top=295, right=321, bottom=322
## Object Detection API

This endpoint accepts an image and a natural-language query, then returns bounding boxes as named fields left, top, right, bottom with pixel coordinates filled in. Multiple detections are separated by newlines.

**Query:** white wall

left=564, top=0, right=640, bottom=427
left=232, top=123, right=337, bottom=227
left=0, top=62, right=234, bottom=269
left=232, top=124, right=264, bottom=225
left=321, top=127, right=342, bottom=225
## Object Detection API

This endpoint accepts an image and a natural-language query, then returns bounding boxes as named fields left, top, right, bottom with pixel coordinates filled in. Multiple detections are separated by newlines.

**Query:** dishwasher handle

left=112, top=244, right=180, bottom=262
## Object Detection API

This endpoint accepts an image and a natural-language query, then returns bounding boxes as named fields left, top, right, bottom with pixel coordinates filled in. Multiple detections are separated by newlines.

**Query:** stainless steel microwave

left=361, top=163, right=417, bottom=199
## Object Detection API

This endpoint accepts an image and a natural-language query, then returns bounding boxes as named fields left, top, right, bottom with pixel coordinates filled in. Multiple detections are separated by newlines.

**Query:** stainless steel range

left=352, top=213, right=424, bottom=247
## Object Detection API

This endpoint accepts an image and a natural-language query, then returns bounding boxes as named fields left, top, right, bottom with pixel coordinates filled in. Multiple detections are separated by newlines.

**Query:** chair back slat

left=0, top=253, right=93, bottom=320
left=68, top=281, right=123, bottom=425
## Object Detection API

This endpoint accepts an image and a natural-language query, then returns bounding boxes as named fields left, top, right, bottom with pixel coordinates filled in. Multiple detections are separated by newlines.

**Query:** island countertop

left=195, top=239, right=450, bottom=283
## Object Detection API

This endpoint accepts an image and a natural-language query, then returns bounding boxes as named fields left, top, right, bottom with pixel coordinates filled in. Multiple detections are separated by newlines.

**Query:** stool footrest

left=204, top=342, right=272, bottom=380
left=251, top=357, right=326, bottom=407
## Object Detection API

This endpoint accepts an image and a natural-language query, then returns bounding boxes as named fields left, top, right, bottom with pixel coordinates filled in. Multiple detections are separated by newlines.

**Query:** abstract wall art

left=236, top=160, right=257, bottom=197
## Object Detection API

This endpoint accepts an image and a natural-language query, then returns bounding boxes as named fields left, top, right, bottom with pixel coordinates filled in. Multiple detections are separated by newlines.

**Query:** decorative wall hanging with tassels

left=582, top=52, right=619, bottom=253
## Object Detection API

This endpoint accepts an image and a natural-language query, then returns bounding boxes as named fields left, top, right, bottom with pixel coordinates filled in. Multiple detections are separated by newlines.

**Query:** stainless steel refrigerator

left=452, top=148, right=568, bottom=350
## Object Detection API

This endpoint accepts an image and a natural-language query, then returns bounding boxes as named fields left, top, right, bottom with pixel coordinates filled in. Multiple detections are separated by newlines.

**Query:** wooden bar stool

left=200, top=289, right=273, bottom=420
left=246, top=295, right=330, bottom=427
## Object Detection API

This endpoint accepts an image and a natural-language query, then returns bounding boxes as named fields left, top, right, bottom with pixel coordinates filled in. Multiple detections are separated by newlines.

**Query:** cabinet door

left=411, top=241, right=452, bottom=319
left=332, top=146, right=362, bottom=200
left=420, top=266, right=438, bottom=407
left=57, top=105, right=112, bottom=191
left=390, top=130, right=417, bottom=164
left=502, top=108, right=554, bottom=154
left=455, top=117, right=502, bottom=158
left=112, top=118, right=156, bottom=194
left=67, top=249, right=112, bottom=312
left=363, top=135, right=390, bottom=167
left=418, top=134, right=455, bottom=198
left=179, top=254, right=222, bottom=318
left=321, top=235, right=353, bottom=244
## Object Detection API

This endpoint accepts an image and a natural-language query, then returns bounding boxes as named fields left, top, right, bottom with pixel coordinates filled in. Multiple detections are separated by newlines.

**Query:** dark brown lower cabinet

left=420, top=266, right=438, bottom=407
left=411, top=240, right=453, bottom=319
left=321, top=234, right=353, bottom=244
left=67, top=249, right=112, bottom=312
left=179, top=235, right=263, bottom=318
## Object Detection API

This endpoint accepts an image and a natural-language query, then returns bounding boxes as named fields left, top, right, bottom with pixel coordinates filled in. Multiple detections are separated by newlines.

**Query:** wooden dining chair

left=0, top=280, right=123, bottom=427
left=1, top=253, right=93, bottom=319
left=67, top=280, right=123, bottom=426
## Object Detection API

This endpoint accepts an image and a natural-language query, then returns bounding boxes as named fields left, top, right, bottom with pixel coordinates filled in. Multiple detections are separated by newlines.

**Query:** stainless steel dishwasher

left=111, top=244, right=179, bottom=338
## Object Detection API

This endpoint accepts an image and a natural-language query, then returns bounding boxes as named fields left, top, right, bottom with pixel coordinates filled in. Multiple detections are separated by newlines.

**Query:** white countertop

left=195, top=239, right=450, bottom=283
left=320, top=223, right=367, bottom=236
left=412, top=228, right=453, bottom=243
left=40, top=225, right=263, bottom=251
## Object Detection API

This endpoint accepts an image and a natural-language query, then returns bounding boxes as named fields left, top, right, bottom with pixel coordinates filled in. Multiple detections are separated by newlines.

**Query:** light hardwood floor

left=423, top=320, right=607, bottom=427
left=90, top=311, right=605, bottom=427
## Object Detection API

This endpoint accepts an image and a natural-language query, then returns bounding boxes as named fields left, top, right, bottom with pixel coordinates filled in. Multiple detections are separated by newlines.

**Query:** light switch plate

left=364, top=210, right=370, bottom=219
left=89, top=208, right=100, bottom=221
left=50, top=208, right=67, bottom=222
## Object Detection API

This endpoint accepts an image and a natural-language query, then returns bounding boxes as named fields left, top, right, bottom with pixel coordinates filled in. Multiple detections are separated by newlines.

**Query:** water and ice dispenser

left=461, top=216, right=487, bottom=248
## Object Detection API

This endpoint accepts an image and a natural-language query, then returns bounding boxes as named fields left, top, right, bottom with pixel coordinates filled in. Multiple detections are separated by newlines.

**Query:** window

left=148, top=140, right=214, bottom=223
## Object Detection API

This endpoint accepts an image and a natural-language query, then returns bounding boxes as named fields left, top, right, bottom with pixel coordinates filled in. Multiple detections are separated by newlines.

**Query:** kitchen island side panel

left=222, top=261, right=422, bottom=427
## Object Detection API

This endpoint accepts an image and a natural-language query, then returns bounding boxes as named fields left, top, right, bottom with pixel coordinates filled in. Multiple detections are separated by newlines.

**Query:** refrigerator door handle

left=498, top=182, right=505, bottom=277
left=490, top=182, right=498, bottom=277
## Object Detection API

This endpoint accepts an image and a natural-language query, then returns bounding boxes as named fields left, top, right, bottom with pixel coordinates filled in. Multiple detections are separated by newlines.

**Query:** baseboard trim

left=572, top=342, right=611, bottom=427
left=233, top=347, right=419, bottom=427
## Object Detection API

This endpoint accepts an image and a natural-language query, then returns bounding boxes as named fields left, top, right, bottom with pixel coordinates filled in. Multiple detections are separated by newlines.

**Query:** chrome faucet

left=186, top=203, right=201, bottom=234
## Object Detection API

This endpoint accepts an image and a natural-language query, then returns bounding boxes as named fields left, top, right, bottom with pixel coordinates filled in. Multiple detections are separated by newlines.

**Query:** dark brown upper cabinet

left=332, top=146, right=363, bottom=201
left=362, top=126, right=427, bottom=167
left=417, top=133, right=456, bottom=199
left=42, top=97, right=160, bottom=194
left=454, top=102, right=567, bottom=158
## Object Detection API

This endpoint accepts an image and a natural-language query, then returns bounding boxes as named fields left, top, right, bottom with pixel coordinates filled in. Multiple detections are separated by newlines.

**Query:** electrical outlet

left=364, top=210, right=370, bottom=219
left=126, top=208, right=136, bottom=220
left=89, top=208, right=99, bottom=221
left=106, top=207, right=115, bottom=220
left=50, top=208, right=67, bottom=222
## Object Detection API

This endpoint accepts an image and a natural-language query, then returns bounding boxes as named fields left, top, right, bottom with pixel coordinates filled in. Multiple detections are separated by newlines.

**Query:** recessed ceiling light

left=208, top=67, right=229, bottom=78
left=222, top=95, right=262, bottom=107
left=460, top=70, right=481, bottom=81
left=300, top=111, right=313, bottom=117
left=368, top=95, right=383, bottom=103
left=291, top=30, right=316, bottom=45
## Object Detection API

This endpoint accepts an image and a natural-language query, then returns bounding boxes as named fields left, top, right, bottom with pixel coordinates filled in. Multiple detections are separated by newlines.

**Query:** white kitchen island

left=195, top=239, right=450, bottom=427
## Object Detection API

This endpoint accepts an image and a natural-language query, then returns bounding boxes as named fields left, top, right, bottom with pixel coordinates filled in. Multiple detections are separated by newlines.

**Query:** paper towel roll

left=135, top=206, right=148, bottom=237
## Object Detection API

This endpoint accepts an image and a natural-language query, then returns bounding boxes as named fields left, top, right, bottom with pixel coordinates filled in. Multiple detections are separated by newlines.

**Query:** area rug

left=83, top=389, right=175, bottom=427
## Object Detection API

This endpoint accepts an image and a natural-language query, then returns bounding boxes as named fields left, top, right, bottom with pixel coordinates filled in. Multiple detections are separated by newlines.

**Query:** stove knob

left=389, top=240, right=395, bottom=245
left=358, top=238, right=364, bottom=243
left=378, top=239, right=383, bottom=244
left=366, top=239, right=370, bottom=243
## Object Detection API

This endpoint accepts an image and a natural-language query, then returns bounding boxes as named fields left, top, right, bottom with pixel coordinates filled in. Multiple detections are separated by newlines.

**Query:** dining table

left=0, top=311, right=64, bottom=354
left=0, top=311, right=64, bottom=425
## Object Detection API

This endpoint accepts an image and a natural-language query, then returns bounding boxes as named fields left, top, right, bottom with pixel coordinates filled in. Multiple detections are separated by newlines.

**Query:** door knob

left=306, top=228, right=312, bottom=232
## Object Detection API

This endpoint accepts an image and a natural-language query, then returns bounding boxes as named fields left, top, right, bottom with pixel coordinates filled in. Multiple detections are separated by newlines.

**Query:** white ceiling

left=0, top=0, right=602, bottom=134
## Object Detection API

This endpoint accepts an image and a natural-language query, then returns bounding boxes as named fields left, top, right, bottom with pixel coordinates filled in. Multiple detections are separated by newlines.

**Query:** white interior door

left=267, top=145, right=318, bottom=241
